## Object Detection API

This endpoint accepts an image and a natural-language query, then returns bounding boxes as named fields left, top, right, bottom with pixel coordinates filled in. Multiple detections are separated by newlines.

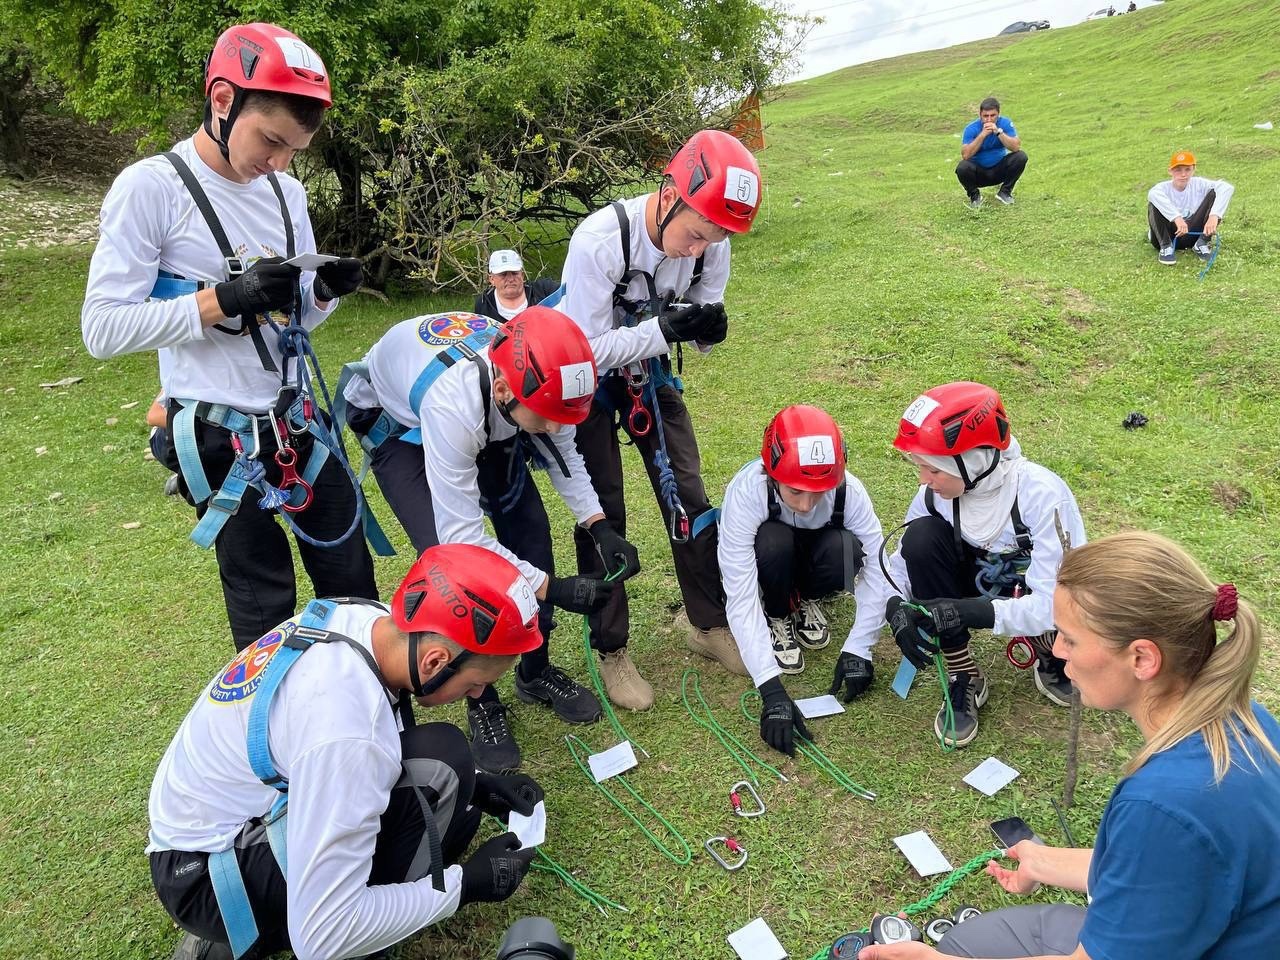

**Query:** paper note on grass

left=509, top=800, right=546, bottom=849
left=796, top=694, right=845, bottom=719
left=963, top=757, right=1020, bottom=797
left=727, top=917, right=787, bottom=960
left=587, top=740, right=638, bottom=782
left=283, top=253, right=339, bottom=270
left=891, top=657, right=918, bottom=699
left=893, top=830, right=953, bottom=877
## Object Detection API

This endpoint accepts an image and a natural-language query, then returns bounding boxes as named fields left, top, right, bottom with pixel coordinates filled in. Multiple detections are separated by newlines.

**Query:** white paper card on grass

left=509, top=800, right=546, bottom=850
left=588, top=740, right=638, bottom=782
left=893, top=830, right=953, bottom=877
left=796, top=694, right=845, bottom=719
left=727, top=917, right=788, bottom=960
left=963, top=757, right=1020, bottom=797
left=283, top=253, right=339, bottom=270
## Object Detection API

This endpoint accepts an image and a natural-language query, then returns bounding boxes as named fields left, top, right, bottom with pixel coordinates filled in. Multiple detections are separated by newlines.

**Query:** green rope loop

left=905, top=601, right=957, bottom=753
left=580, top=566, right=648, bottom=757
left=739, top=690, right=876, bottom=800
left=680, top=668, right=789, bottom=787
left=483, top=815, right=628, bottom=915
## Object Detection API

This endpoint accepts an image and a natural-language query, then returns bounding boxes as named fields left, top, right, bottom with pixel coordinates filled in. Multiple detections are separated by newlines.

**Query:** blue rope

left=974, top=551, right=1028, bottom=599
left=642, top=362, right=686, bottom=525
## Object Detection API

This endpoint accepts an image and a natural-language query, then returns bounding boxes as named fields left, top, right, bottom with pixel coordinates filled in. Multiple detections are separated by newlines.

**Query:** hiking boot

left=171, top=933, right=233, bottom=960
left=967, top=192, right=983, bottom=209
left=1193, top=236, right=1214, bottom=259
left=791, top=598, right=830, bottom=650
left=769, top=616, right=804, bottom=674
left=933, top=672, right=990, bottom=749
left=467, top=700, right=522, bottom=774
left=514, top=664, right=602, bottom=724
left=597, top=649, right=654, bottom=711
left=677, top=609, right=750, bottom=676
left=995, top=189, right=1015, bottom=205
left=1158, top=245, right=1176, bottom=265
left=1033, top=651, right=1074, bottom=707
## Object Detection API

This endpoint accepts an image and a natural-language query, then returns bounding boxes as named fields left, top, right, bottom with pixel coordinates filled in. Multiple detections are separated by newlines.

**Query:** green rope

left=905, top=601, right=957, bottom=753
left=739, top=691, right=876, bottom=800
left=801, top=848, right=1005, bottom=960
left=564, top=733, right=693, bottom=865
left=680, top=668, right=789, bottom=788
left=483, top=815, right=628, bottom=915
left=580, top=567, right=648, bottom=757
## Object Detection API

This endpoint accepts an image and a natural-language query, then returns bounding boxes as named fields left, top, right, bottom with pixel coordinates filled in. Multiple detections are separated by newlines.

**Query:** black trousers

left=369, top=433, right=553, bottom=676
left=150, top=723, right=480, bottom=958
left=755, top=521, right=860, bottom=619
left=162, top=406, right=378, bottom=651
left=572, top=378, right=726, bottom=653
left=899, top=514, right=986, bottom=652
left=1147, top=190, right=1216, bottom=249
left=955, top=150, right=1028, bottom=195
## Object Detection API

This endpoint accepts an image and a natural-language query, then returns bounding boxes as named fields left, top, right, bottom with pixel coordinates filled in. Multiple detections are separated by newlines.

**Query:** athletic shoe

left=769, top=616, right=804, bottom=674
left=995, top=189, right=1015, bottom=204
left=468, top=700, right=521, bottom=774
left=967, top=192, right=983, bottom=209
left=514, top=664, right=602, bottom=724
left=597, top=649, right=654, bottom=711
left=791, top=598, right=830, bottom=649
left=933, top=672, right=990, bottom=749
left=1193, top=236, right=1214, bottom=259
left=1033, top=651, right=1074, bottom=707
left=677, top=610, right=750, bottom=676
left=1158, top=245, right=1176, bottom=265
left=171, top=933, right=233, bottom=960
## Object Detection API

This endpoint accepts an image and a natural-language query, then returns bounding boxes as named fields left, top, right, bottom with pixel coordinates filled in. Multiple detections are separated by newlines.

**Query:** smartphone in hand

left=990, top=816, right=1044, bottom=849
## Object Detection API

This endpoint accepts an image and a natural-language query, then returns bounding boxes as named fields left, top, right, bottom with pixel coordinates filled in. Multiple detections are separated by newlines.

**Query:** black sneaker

left=1033, top=653, right=1074, bottom=707
left=514, top=664, right=602, bottom=724
left=995, top=189, right=1015, bottom=205
left=171, top=934, right=233, bottom=960
left=967, top=192, right=983, bottom=209
left=468, top=700, right=522, bottom=774
left=933, top=672, right=989, bottom=748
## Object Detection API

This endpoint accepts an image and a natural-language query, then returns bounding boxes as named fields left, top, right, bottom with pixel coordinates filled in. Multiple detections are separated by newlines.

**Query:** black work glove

left=545, top=575, right=616, bottom=614
left=473, top=772, right=544, bottom=819
left=886, top=596, right=995, bottom=668
left=758, top=676, right=810, bottom=757
left=657, top=302, right=706, bottom=343
left=587, top=520, right=641, bottom=581
left=459, top=832, right=535, bottom=905
left=693, top=302, right=728, bottom=345
left=313, top=256, right=364, bottom=302
left=886, top=595, right=939, bottom=669
left=214, top=256, right=299, bottom=318
left=828, top=651, right=874, bottom=703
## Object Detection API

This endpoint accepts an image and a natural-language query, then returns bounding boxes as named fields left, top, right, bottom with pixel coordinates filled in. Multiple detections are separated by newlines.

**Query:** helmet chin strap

left=956, top=448, right=1001, bottom=492
left=655, top=184, right=684, bottom=251
left=202, top=86, right=246, bottom=163
left=408, top=632, right=472, bottom=697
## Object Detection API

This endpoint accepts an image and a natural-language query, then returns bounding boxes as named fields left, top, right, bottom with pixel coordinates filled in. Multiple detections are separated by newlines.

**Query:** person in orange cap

left=1147, top=150, right=1234, bottom=265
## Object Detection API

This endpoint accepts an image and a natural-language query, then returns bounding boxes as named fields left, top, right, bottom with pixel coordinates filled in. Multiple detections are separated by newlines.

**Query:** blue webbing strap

left=401, top=328, right=498, bottom=445
left=171, top=401, right=210, bottom=504
left=539, top=283, right=566, bottom=309
left=263, top=793, right=290, bottom=879
left=690, top=507, right=719, bottom=539
left=207, top=847, right=259, bottom=959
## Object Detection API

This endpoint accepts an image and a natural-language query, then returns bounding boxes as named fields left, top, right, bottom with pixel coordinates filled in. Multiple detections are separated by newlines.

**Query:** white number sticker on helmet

left=797, top=434, right=836, bottom=466
left=723, top=166, right=760, bottom=208
left=273, top=37, right=327, bottom=77
left=902, top=395, right=940, bottom=427
left=560, top=361, right=594, bottom=400
left=507, top=577, right=540, bottom=626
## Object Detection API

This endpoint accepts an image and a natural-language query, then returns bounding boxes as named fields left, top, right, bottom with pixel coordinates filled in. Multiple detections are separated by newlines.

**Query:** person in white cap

left=473, top=249, right=559, bottom=321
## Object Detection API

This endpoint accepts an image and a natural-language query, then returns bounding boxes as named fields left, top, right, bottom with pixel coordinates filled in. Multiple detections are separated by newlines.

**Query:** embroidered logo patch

left=208, top=624, right=293, bottom=704
left=418, top=312, right=490, bottom=346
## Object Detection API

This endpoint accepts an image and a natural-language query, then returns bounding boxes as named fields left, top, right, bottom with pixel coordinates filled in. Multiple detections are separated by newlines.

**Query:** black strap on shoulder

left=266, top=173, right=295, bottom=259
left=1009, top=496, right=1034, bottom=553
left=690, top=253, right=706, bottom=290
left=765, top=480, right=782, bottom=522
left=830, top=483, right=846, bottom=530
left=924, top=487, right=965, bottom=555
left=610, top=201, right=662, bottom=320
left=924, top=487, right=1033, bottom=555
left=531, top=432, right=571, bottom=478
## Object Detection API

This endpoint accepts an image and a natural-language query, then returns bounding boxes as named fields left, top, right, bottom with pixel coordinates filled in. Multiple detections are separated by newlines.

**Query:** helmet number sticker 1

left=723, top=166, right=760, bottom=208
left=560, top=361, right=594, bottom=400
left=902, top=394, right=941, bottom=427
left=797, top=434, right=836, bottom=466
left=507, top=576, right=540, bottom=625
left=273, top=37, right=327, bottom=77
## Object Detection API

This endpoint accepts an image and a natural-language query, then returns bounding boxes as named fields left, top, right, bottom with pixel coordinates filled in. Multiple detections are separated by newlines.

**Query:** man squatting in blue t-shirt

left=956, top=97, right=1028, bottom=208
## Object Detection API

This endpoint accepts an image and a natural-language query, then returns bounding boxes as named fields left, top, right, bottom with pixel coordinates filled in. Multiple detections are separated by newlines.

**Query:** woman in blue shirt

left=861, top=529, right=1280, bottom=960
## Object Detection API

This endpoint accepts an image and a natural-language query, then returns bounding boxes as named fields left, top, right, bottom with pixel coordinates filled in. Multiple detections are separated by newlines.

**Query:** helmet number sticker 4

left=724, top=166, right=760, bottom=208
left=560, top=361, right=594, bottom=400
left=797, top=434, right=836, bottom=466
left=902, top=394, right=940, bottom=427
left=507, top=576, right=540, bottom=625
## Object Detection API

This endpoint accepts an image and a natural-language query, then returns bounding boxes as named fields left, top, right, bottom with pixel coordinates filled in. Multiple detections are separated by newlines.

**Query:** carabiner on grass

left=704, top=836, right=748, bottom=871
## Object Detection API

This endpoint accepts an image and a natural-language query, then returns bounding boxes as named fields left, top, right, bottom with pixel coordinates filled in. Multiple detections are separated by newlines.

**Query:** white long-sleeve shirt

left=719, top=461, right=893, bottom=687
left=147, top=603, right=463, bottom=960
left=82, top=137, right=336, bottom=413
left=1147, top=175, right=1234, bottom=222
left=887, top=461, right=1087, bottom=638
left=352, top=315, right=603, bottom=590
left=558, top=194, right=730, bottom=371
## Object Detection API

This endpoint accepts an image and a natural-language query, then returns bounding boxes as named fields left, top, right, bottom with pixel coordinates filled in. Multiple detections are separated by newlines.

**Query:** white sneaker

left=769, top=616, right=804, bottom=674
left=1193, top=236, right=1213, bottom=258
left=791, top=598, right=830, bottom=649
left=1158, top=245, right=1176, bottom=265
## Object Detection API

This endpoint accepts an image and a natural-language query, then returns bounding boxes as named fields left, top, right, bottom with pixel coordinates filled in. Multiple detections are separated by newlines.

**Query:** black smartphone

left=990, top=816, right=1043, bottom=849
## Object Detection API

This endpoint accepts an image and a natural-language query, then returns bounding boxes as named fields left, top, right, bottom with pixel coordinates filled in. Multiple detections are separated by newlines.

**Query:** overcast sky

left=784, top=0, right=1161, bottom=81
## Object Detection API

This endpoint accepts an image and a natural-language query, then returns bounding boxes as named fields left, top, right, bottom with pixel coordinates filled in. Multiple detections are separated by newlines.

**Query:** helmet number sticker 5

left=560, top=361, right=594, bottom=400
left=797, top=434, right=836, bottom=466
left=723, top=166, right=760, bottom=207
left=902, top=394, right=941, bottom=427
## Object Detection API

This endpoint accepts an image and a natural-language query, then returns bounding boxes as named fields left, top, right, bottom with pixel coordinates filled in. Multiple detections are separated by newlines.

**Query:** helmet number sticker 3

left=723, top=166, right=760, bottom=208
left=902, top=394, right=940, bottom=427
left=560, top=361, right=594, bottom=400
left=797, top=434, right=836, bottom=466
left=507, top=576, right=540, bottom=625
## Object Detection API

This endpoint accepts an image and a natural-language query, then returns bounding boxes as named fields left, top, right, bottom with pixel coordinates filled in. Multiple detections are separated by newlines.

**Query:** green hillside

left=1, top=0, right=1277, bottom=957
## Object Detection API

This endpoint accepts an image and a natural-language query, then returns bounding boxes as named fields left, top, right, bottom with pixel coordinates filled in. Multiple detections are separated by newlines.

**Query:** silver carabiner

left=704, top=836, right=748, bottom=871
left=729, top=780, right=766, bottom=818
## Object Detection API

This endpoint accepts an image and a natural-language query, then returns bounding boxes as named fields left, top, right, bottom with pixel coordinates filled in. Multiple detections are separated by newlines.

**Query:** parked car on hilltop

left=1000, top=20, right=1051, bottom=34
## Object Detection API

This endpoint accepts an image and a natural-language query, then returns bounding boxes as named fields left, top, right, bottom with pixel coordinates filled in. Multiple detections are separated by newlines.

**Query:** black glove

left=473, top=772, right=544, bottom=819
left=313, top=256, right=364, bottom=302
left=829, top=651, right=874, bottom=703
left=886, top=596, right=995, bottom=668
left=758, top=677, right=810, bottom=757
left=545, top=575, right=616, bottom=614
left=459, top=832, right=535, bottom=905
left=693, top=302, right=728, bottom=345
left=886, top=595, right=939, bottom=669
left=214, top=256, right=299, bottom=318
left=657, top=302, right=706, bottom=343
left=587, top=520, right=641, bottom=581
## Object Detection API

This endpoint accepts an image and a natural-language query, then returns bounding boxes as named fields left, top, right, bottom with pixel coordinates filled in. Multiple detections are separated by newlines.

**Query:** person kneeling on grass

left=860, top=530, right=1280, bottom=960
left=885, top=382, right=1087, bottom=748
left=148, top=545, right=544, bottom=960
left=1147, top=149, right=1233, bottom=266
left=719, top=405, right=893, bottom=756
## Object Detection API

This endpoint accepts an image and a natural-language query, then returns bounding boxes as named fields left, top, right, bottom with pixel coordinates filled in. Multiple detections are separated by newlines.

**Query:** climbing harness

left=680, top=669, right=788, bottom=788
left=704, top=836, right=748, bottom=871
left=739, top=690, right=876, bottom=800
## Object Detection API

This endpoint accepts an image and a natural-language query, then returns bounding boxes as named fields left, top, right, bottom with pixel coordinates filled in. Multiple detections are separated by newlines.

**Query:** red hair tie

left=1213, top=583, right=1238, bottom=622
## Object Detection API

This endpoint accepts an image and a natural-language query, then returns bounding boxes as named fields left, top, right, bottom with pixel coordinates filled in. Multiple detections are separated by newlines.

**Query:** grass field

left=2, top=0, right=1278, bottom=957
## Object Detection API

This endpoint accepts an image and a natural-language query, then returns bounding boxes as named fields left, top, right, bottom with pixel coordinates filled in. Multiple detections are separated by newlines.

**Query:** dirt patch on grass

left=0, top=179, right=102, bottom=251
left=1211, top=481, right=1252, bottom=513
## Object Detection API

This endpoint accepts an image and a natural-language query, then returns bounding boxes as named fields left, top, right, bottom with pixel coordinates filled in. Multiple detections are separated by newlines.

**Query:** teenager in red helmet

left=82, top=23, right=375, bottom=649
left=718, top=405, right=893, bottom=755
left=147, top=545, right=544, bottom=960
left=556, top=129, right=763, bottom=711
left=884, top=382, right=1087, bottom=748
left=339, top=307, right=640, bottom=772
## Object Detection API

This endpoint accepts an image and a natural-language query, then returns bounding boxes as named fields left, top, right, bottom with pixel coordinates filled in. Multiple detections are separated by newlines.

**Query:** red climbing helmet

left=761, top=405, right=847, bottom=492
left=489, top=307, right=597, bottom=425
left=392, top=544, right=541, bottom=657
left=206, top=23, right=332, bottom=106
left=662, top=129, right=762, bottom=234
left=893, top=382, right=1011, bottom=457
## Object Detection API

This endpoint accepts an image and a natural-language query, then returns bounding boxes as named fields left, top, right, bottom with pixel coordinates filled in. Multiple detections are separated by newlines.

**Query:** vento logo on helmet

left=560, top=361, right=594, bottom=401
left=796, top=434, right=836, bottom=466
left=724, top=166, right=760, bottom=207
left=902, top=395, right=940, bottom=427
left=274, top=37, right=326, bottom=77
left=967, top=396, right=997, bottom=430
left=426, top=564, right=469, bottom=618
left=510, top=324, right=529, bottom=371
left=507, top=576, right=539, bottom=625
